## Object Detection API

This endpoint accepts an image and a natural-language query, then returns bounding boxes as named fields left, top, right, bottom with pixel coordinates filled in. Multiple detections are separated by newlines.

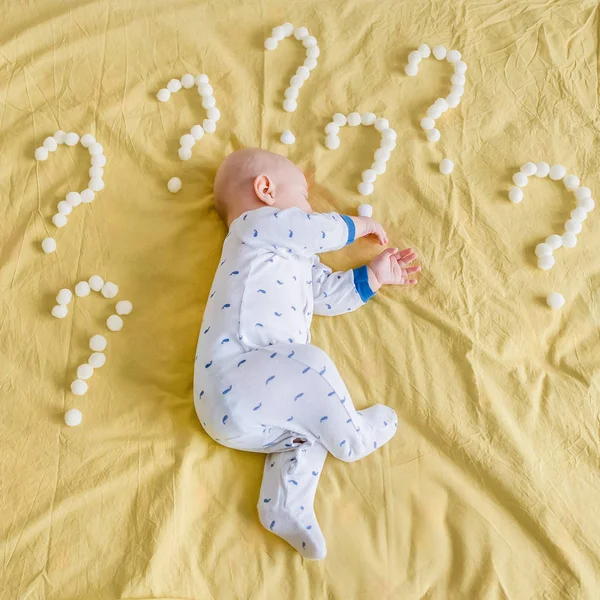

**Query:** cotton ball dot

left=57, top=201, right=72, bottom=215
left=88, top=275, right=104, bottom=291
left=325, top=135, right=340, bottom=150
left=80, top=188, right=95, bottom=203
left=408, top=50, right=422, bottom=64
left=203, top=119, right=217, bottom=133
left=306, top=46, right=320, bottom=59
left=91, top=154, right=107, bottom=167
left=157, top=88, right=171, bottom=102
left=52, top=213, right=67, bottom=228
left=451, top=73, right=466, bottom=86
left=71, top=379, right=88, bottom=396
left=35, top=147, right=49, bottom=161
left=206, top=107, right=221, bottom=122
left=512, top=172, right=528, bottom=187
left=89, top=178, right=104, bottom=192
left=446, top=49, right=462, bottom=63
left=180, top=134, right=196, bottom=148
left=89, top=352, right=106, bottom=368
left=116, top=300, right=133, bottom=315
left=89, top=334, right=107, bottom=352
left=283, top=99, right=297, bottom=113
left=181, top=73, right=195, bottom=88
left=77, top=363, right=94, bottom=380
left=198, top=83, right=213, bottom=97
left=201, top=95, right=216, bottom=109
left=64, top=409, right=82, bottom=427
left=271, top=25, right=285, bottom=41
left=563, top=175, right=580, bottom=190
left=178, top=147, right=192, bottom=161
left=357, top=182, right=374, bottom=196
left=56, top=288, right=73, bottom=305
left=570, top=207, right=587, bottom=222
left=426, top=128, right=441, bottom=143
left=404, top=63, right=418, bottom=76
left=420, top=117, right=435, bottom=131
left=574, top=186, right=591, bottom=201
left=535, top=162, right=550, bottom=178
left=167, top=177, right=182, bottom=193
left=358, top=204, right=373, bottom=217
left=547, top=292, right=565, bottom=311
left=537, top=255, right=555, bottom=270
left=282, top=22, right=294, bottom=37
left=347, top=112, right=361, bottom=126
left=42, top=237, right=57, bottom=254
left=561, top=232, right=577, bottom=248
left=333, top=113, right=347, bottom=126
left=371, top=161, right=386, bottom=175
left=302, top=35, right=317, bottom=48
left=107, top=314, right=124, bottom=332
left=264, top=37, right=277, bottom=51
left=565, top=219, right=582, bottom=234
left=294, top=27, right=309, bottom=40
left=534, top=243, right=552, bottom=257
left=53, top=130, right=66, bottom=144
left=89, top=166, right=104, bottom=178
left=432, top=45, right=447, bottom=60
left=446, top=93, right=461, bottom=108
left=361, top=112, right=376, bottom=126
left=80, top=133, right=96, bottom=148
left=280, top=130, right=296, bottom=145
left=374, top=118, right=389, bottom=132
left=545, top=234, right=563, bottom=250
left=304, top=57, right=318, bottom=70
left=51, top=304, right=68, bottom=319
left=454, top=61, right=468, bottom=74
left=362, top=169, right=376, bottom=183
left=101, top=281, right=119, bottom=299
left=427, top=105, right=442, bottom=120
left=43, top=136, right=58, bottom=152
left=195, top=74, right=209, bottom=86
left=435, top=98, right=449, bottom=112
left=549, top=164, right=566, bottom=180
left=75, top=281, right=91, bottom=297
left=508, top=187, right=524, bottom=203
left=64, top=132, right=79, bottom=146
left=578, top=197, right=595, bottom=212
left=418, top=43, right=431, bottom=58
left=324, top=122, right=340, bottom=135
left=520, top=162, right=537, bottom=176
left=65, top=191, right=81, bottom=207
left=190, top=125, right=205, bottom=140
left=439, top=158, right=454, bottom=175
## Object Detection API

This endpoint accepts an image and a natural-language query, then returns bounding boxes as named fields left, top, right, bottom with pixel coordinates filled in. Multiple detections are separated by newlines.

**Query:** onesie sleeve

left=230, top=206, right=355, bottom=256
left=311, top=258, right=375, bottom=316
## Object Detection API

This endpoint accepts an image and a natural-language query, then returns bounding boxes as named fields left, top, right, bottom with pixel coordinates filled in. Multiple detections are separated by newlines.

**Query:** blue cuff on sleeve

left=340, top=215, right=355, bottom=245
left=353, top=265, right=375, bottom=303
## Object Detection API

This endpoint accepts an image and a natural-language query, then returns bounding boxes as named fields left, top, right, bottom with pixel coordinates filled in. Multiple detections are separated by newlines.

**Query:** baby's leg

left=258, top=439, right=328, bottom=559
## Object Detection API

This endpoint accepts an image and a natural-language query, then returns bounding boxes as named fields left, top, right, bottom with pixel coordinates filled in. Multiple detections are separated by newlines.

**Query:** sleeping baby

left=194, top=148, right=420, bottom=559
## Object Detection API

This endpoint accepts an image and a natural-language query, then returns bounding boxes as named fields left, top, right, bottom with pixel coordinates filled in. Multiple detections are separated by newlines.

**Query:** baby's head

left=213, top=148, right=312, bottom=225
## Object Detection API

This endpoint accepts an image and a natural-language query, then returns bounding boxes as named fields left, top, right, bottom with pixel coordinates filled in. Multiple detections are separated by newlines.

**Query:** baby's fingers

left=403, top=265, right=421, bottom=274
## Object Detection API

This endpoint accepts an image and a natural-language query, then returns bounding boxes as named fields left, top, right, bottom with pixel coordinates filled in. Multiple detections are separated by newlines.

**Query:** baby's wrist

left=366, top=265, right=382, bottom=292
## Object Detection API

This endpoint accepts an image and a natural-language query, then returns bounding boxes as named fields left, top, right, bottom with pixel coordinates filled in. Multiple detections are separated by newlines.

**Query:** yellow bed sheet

left=2, top=0, right=600, bottom=598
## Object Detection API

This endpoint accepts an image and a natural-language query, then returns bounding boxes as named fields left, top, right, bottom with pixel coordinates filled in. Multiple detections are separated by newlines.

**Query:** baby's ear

left=253, top=174, right=275, bottom=205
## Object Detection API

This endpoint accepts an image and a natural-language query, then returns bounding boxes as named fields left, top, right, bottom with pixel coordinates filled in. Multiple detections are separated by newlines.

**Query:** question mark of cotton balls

left=35, top=131, right=107, bottom=254
left=264, top=23, right=320, bottom=145
left=323, top=112, right=397, bottom=197
left=156, top=73, right=220, bottom=193
left=404, top=44, right=467, bottom=175
left=52, top=275, right=133, bottom=426
left=507, top=161, right=595, bottom=309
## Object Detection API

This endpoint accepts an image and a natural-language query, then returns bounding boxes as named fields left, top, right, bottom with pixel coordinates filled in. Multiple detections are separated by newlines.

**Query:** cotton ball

left=426, top=128, right=441, bottom=143
left=304, top=57, right=318, bottom=70
left=89, top=352, right=106, bottom=368
left=549, top=164, right=566, bottom=180
left=434, top=98, right=449, bottom=112
left=306, top=46, right=320, bottom=59
left=181, top=73, right=195, bottom=88
left=361, top=112, right=376, bottom=126
left=53, top=130, right=66, bottom=144
left=71, top=379, right=88, bottom=396
left=362, top=169, right=376, bottom=183
left=374, top=118, right=389, bottom=132
left=325, top=135, right=340, bottom=150
left=446, top=49, right=462, bottom=63
left=271, top=26, right=285, bottom=41
left=374, top=148, right=391, bottom=162
left=534, top=243, right=552, bottom=257
left=380, top=138, right=396, bottom=151
left=101, top=281, right=119, bottom=299
left=88, top=178, right=104, bottom=192
left=282, top=22, right=295, bottom=37
left=89, top=166, right=104, bottom=178
left=333, top=113, right=347, bottom=126
left=571, top=207, right=587, bottom=222
left=264, top=37, right=278, bottom=51
left=56, top=288, right=73, bottom=305
left=561, top=232, right=577, bottom=248
left=358, top=204, right=373, bottom=217
left=418, top=43, right=431, bottom=58
left=178, top=147, right=192, bottom=161
left=77, top=363, right=94, bottom=380
left=75, top=281, right=91, bottom=297
left=446, top=93, right=460, bottom=108
left=52, top=213, right=67, bottom=228
left=284, top=86, right=299, bottom=100
left=190, top=125, right=205, bottom=140
left=546, top=234, right=563, bottom=250
left=43, top=136, right=58, bottom=152
left=565, top=219, right=582, bottom=234
left=91, top=154, right=107, bottom=167
left=427, top=105, right=442, bottom=120
left=454, top=61, right=468, bottom=74
left=294, top=27, right=309, bottom=40
left=324, top=122, right=340, bottom=135
left=89, top=142, right=103, bottom=156
left=578, top=197, right=595, bottom=213
left=35, top=147, right=49, bottom=161
left=357, top=182, right=374, bottom=196
left=201, top=95, right=216, bottom=109
left=283, top=99, right=297, bottom=113
left=535, top=162, right=550, bottom=178
left=289, top=75, right=304, bottom=89
left=408, top=50, right=422, bottom=64
left=197, top=82, right=213, bottom=97
left=167, top=177, right=182, bottom=193
left=64, top=409, right=82, bottom=427
left=89, top=334, right=107, bottom=352
left=89, top=275, right=104, bottom=291
left=302, top=35, right=317, bottom=48
left=404, top=63, right=418, bottom=76
left=57, top=200, right=72, bottom=215
left=347, top=112, right=361, bottom=126
left=64, top=132, right=80, bottom=146
left=180, top=133, right=196, bottom=148
left=420, top=117, right=435, bottom=131
left=563, top=174, right=580, bottom=190
left=537, top=255, right=555, bottom=270
left=206, top=107, right=221, bottom=122
left=451, top=84, right=465, bottom=97
left=42, top=237, right=57, bottom=254
left=512, top=172, right=528, bottom=187
left=80, top=133, right=96, bottom=148
left=439, top=158, right=454, bottom=175
left=508, top=187, right=524, bottom=203
left=107, top=314, right=124, bottom=332
left=432, top=45, right=447, bottom=60
left=382, top=128, right=397, bottom=140
left=157, top=88, right=171, bottom=102
left=81, top=189, right=95, bottom=204
left=280, top=130, right=296, bottom=145
left=203, top=119, right=217, bottom=133
left=546, top=292, right=565, bottom=311
left=65, top=191, right=81, bottom=207
left=451, top=73, right=466, bottom=86
left=116, top=300, right=133, bottom=315
left=195, top=74, right=209, bottom=86
left=52, top=305, right=68, bottom=319
left=520, top=162, right=537, bottom=176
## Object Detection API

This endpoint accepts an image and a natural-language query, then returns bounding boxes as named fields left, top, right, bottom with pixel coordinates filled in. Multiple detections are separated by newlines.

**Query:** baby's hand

left=353, top=216, right=388, bottom=245
left=367, top=248, right=421, bottom=291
